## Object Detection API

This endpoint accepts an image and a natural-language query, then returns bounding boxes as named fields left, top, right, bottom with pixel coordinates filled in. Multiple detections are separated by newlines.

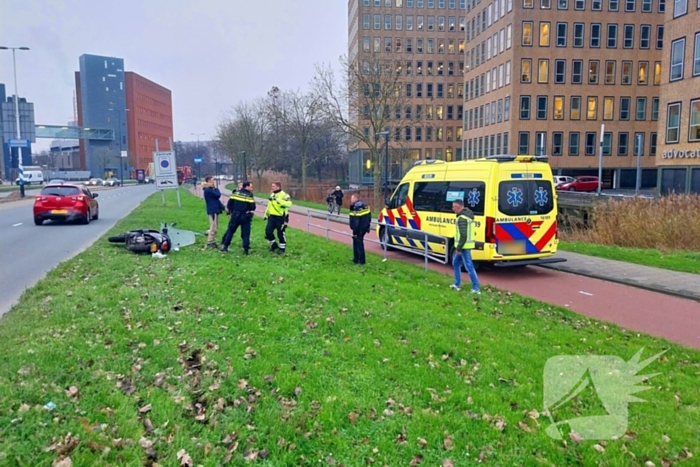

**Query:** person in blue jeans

left=450, top=198, right=481, bottom=294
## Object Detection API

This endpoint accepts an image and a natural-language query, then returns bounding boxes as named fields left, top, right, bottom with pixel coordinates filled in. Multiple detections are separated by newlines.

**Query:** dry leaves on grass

left=64, top=386, right=79, bottom=398
left=52, top=457, right=72, bottom=467
left=177, top=449, right=193, bottom=466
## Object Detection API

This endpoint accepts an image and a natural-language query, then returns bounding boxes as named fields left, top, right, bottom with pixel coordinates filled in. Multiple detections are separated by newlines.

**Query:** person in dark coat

left=331, top=186, right=344, bottom=215
left=202, top=175, right=224, bottom=248
left=220, top=181, right=256, bottom=255
left=348, top=193, right=371, bottom=265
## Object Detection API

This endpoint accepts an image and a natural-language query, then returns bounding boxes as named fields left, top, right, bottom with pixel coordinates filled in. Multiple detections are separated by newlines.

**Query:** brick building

left=655, top=0, right=700, bottom=193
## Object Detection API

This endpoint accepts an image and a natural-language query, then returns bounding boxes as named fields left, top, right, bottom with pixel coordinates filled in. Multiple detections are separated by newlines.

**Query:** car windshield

left=41, top=186, right=80, bottom=196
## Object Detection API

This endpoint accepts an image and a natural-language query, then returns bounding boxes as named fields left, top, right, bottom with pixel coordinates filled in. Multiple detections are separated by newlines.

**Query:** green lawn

left=1, top=190, right=698, bottom=466
left=560, top=241, right=700, bottom=275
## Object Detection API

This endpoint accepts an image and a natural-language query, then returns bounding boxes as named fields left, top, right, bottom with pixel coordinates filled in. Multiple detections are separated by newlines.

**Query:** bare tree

left=92, top=148, right=114, bottom=178
left=313, top=53, right=419, bottom=208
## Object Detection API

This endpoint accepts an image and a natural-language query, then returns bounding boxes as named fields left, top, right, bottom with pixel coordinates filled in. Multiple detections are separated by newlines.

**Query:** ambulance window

left=391, top=183, right=410, bottom=208
left=441, top=181, right=486, bottom=215
left=413, top=182, right=450, bottom=212
left=498, top=180, right=554, bottom=216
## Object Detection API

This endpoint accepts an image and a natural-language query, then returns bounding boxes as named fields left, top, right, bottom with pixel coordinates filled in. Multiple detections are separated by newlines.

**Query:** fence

left=304, top=209, right=449, bottom=272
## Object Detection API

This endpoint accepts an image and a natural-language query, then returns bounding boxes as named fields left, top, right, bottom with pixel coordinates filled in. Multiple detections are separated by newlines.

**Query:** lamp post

left=0, top=46, right=30, bottom=197
left=375, top=130, right=390, bottom=203
left=108, top=107, right=129, bottom=186
left=191, top=132, right=205, bottom=183
left=240, top=151, right=247, bottom=182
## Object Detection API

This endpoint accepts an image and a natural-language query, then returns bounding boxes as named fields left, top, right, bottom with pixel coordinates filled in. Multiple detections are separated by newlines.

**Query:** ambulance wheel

left=379, top=227, right=394, bottom=250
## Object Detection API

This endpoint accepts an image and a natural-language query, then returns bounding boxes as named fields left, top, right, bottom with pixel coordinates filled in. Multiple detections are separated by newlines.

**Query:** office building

left=348, top=0, right=469, bottom=185
left=655, top=0, right=700, bottom=193
left=462, top=0, right=665, bottom=189
left=0, top=83, right=35, bottom=181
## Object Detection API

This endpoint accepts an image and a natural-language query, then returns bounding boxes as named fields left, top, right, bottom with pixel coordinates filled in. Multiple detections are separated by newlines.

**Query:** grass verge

left=1, top=190, right=698, bottom=466
left=559, top=241, right=700, bottom=274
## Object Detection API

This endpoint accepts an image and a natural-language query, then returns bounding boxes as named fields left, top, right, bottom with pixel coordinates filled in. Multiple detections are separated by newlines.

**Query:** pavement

left=0, top=184, right=157, bottom=317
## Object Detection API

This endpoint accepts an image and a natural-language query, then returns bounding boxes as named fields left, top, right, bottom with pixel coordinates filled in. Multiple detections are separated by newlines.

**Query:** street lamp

left=240, top=151, right=247, bottom=183
left=108, top=107, right=129, bottom=186
left=191, top=132, right=205, bottom=183
left=375, top=130, right=390, bottom=203
left=0, top=46, right=30, bottom=198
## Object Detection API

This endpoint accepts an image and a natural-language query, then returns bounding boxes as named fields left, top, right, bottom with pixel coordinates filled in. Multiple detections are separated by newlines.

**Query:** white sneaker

left=471, top=289, right=481, bottom=295
left=449, top=284, right=461, bottom=291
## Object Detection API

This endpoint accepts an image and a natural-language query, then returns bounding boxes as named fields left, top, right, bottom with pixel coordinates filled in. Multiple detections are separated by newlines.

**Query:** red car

left=33, top=183, right=99, bottom=226
left=556, top=176, right=602, bottom=192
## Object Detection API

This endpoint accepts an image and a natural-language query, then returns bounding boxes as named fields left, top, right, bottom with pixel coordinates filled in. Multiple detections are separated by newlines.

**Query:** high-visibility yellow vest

left=454, top=213, right=475, bottom=250
left=265, top=190, right=292, bottom=217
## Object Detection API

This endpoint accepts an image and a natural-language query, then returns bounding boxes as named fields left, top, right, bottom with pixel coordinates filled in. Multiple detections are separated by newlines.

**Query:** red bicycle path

left=198, top=188, right=700, bottom=350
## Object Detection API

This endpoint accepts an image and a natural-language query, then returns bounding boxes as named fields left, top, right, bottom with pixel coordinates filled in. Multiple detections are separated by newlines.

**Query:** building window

left=538, top=59, right=549, bottom=83
left=505, top=96, right=511, bottom=120
left=604, top=96, right=614, bottom=120
left=587, top=97, right=597, bottom=120
left=524, top=0, right=534, bottom=7
left=654, top=61, right=662, bottom=84
left=603, top=132, right=612, bottom=155
left=396, top=15, right=403, bottom=29
left=540, top=22, right=551, bottom=46
left=622, top=61, right=633, bottom=84
left=552, top=132, right=563, bottom=156
left=651, top=97, right=659, bottom=120
left=694, top=32, right=700, bottom=76
left=518, top=132, right=530, bottom=154
left=520, top=95, right=531, bottom=119
left=689, top=99, right=700, bottom=141
left=650, top=132, right=657, bottom=156
left=572, top=59, right=583, bottom=84
left=506, top=60, right=511, bottom=84
left=554, top=96, right=565, bottom=119
left=555, top=23, right=567, bottom=47
left=590, top=24, right=601, bottom=48
left=666, top=102, right=681, bottom=143
left=363, top=14, right=370, bottom=29
left=640, top=25, right=651, bottom=49
left=659, top=0, right=665, bottom=11
left=593, top=0, right=603, bottom=8
left=620, top=96, right=631, bottom=120
left=585, top=132, right=597, bottom=156
left=623, top=24, right=634, bottom=49
left=607, top=24, right=618, bottom=48
left=559, top=0, right=569, bottom=8
left=642, top=0, right=652, bottom=10
left=573, top=23, right=584, bottom=47
left=670, top=38, right=685, bottom=81
left=569, top=132, right=580, bottom=155
left=656, top=25, right=664, bottom=49
left=521, top=58, right=532, bottom=82
left=507, top=24, right=512, bottom=48
left=589, top=60, right=599, bottom=84
left=555, top=59, right=566, bottom=83
left=638, top=61, right=649, bottom=84
left=609, top=0, right=619, bottom=9
left=618, top=132, right=629, bottom=155
left=571, top=96, right=582, bottom=119
left=374, top=14, right=381, bottom=29
left=673, top=0, right=687, bottom=17
left=605, top=61, right=616, bottom=84
left=575, top=0, right=585, bottom=9
left=523, top=22, right=534, bottom=45
left=537, top=96, right=548, bottom=119
left=634, top=132, right=645, bottom=156
left=636, top=97, right=647, bottom=120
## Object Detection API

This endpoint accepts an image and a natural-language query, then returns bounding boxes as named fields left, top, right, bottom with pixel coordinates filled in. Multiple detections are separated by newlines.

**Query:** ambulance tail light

left=484, top=216, right=497, bottom=244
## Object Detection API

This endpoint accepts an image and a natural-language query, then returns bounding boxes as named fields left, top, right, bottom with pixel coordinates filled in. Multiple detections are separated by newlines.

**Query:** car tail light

left=35, top=196, right=41, bottom=201
left=76, top=196, right=84, bottom=201
left=484, top=216, right=497, bottom=244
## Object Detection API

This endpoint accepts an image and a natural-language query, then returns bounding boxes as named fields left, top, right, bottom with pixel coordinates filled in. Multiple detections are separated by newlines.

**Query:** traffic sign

left=153, top=151, right=178, bottom=190
left=8, top=139, right=30, bottom=148
left=194, top=156, right=204, bottom=164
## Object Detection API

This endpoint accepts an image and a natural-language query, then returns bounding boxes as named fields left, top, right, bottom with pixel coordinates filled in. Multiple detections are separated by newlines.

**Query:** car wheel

left=568, top=187, right=576, bottom=192
left=379, top=227, right=394, bottom=251
left=34, top=218, right=43, bottom=226
left=93, top=207, right=99, bottom=220
left=83, top=209, right=91, bottom=225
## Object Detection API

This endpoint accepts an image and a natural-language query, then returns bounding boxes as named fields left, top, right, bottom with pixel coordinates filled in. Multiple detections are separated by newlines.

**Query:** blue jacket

left=203, top=186, right=223, bottom=215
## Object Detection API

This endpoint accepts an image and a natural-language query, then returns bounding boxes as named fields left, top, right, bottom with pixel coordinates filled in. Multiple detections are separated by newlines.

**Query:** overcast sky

left=0, top=0, right=347, bottom=150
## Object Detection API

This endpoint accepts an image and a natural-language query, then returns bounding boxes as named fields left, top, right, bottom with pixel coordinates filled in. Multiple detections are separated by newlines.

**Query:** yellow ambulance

left=377, top=155, right=566, bottom=267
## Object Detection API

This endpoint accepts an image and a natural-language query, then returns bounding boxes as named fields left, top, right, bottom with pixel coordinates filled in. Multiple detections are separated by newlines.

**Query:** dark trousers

left=265, top=215, right=287, bottom=251
left=352, top=232, right=366, bottom=264
left=222, top=213, right=251, bottom=250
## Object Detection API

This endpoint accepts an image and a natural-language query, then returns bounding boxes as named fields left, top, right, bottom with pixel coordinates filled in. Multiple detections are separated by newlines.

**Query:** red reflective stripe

left=535, top=222, right=557, bottom=251
left=495, top=224, right=514, bottom=241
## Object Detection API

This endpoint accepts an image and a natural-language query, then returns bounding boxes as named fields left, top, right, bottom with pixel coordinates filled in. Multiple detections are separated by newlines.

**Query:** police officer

left=264, top=181, right=292, bottom=254
left=220, top=181, right=256, bottom=255
left=348, top=193, right=371, bottom=265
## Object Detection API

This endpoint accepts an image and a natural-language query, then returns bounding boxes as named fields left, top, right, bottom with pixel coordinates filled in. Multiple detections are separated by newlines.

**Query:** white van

left=15, top=170, right=44, bottom=185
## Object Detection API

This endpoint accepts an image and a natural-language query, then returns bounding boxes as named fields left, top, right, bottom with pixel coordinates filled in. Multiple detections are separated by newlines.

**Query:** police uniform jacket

left=349, top=201, right=371, bottom=234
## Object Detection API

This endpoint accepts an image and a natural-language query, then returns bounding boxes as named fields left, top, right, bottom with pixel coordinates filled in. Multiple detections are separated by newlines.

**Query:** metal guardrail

left=304, top=209, right=450, bottom=272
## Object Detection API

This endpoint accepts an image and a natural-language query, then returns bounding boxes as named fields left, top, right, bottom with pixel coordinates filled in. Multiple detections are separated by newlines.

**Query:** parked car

left=33, top=183, right=99, bottom=225
left=86, top=178, right=104, bottom=186
left=553, top=175, right=575, bottom=186
left=104, top=178, right=121, bottom=187
left=143, top=177, right=155, bottom=184
left=557, top=176, right=602, bottom=192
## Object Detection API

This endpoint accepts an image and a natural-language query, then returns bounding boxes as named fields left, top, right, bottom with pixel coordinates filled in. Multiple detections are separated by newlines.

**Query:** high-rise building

left=0, top=83, right=35, bottom=181
left=655, top=0, right=700, bottom=193
left=348, top=0, right=469, bottom=185
left=75, top=54, right=173, bottom=177
left=124, top=72, right=174, bottom=172
left=462, top=0, right=665, bottom=189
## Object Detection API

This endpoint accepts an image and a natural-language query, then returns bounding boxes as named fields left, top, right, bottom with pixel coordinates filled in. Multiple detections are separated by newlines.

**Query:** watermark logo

left=543, top=348, right=665, bottom=440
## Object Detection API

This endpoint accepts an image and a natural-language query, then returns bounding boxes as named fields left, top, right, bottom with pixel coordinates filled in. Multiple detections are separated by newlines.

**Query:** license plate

left=498, top=240, right=526, bottom=255
left=51, top=209, right=68, bottom=215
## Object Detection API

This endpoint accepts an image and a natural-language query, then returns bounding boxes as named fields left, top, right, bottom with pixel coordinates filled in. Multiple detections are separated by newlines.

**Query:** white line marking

left=12, top=223, right=22, bottom=227
left=578, top=291, right=594, bottom=296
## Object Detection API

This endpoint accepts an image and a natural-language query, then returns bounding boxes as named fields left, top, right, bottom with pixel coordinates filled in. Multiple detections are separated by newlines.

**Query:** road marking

left=12, top=223, right=22, bottom=227
left=578, top=291, right=594, bottom=296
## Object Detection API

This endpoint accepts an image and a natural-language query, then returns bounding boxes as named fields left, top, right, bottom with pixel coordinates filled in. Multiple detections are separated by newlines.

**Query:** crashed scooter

left=108, top=223, right=198, bottom=256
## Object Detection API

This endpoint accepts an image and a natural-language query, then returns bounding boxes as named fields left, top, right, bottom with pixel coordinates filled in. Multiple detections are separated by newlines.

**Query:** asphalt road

left=0, top=184, right=157, bottom=317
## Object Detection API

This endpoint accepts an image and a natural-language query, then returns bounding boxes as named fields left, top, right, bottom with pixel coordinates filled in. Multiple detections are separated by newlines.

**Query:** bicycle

left=326, top=196, right=337, bottom=215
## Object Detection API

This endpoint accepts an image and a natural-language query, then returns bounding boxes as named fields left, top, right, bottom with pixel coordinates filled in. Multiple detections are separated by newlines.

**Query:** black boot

left=277, top=248, right=285, bottom=255
left=270, top=243, right=278, bottom=252
left=244, top=249, right=249, bottom=255
left=207, top=242, right=218, bottom=249
left=219, top=245, right=228, bottom=252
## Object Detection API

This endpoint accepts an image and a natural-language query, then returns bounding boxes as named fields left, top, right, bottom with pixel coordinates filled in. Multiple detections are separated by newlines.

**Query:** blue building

left=75, top=54, right=128, bottom=177
left=0, top=83, right=35, bottom=181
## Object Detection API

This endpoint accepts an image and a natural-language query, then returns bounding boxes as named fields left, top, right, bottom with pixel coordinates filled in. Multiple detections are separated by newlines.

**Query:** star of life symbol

left=543, top=348, right=665, bottom=440
left=467, top=188, right=480, bottom=207
left=534, top=186, right=549, bottom=206
left=506, top=187, right=524, bottom=207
